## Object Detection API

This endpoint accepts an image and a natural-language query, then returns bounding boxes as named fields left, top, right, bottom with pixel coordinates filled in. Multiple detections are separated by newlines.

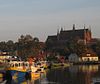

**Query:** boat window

left=15, top=63, right=18, bottom=67
left=95, top=58, right=98, bottom=61
left=11, top=64, right=14, bottom=67
left=21, top=63, right=23, bottom=66
left=23, top=63, right=25, bottom=66
left=13, top=64, right=14, bottom=67
left=19, top=63, right=20, bottom=66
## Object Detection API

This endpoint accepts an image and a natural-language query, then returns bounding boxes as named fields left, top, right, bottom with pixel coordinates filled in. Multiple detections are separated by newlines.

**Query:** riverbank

left=49, top=63, right=71, bottom=69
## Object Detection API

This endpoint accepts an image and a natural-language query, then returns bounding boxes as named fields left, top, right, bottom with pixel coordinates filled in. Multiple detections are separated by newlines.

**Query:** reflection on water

left=46, top=65, right=100, bottom=84
left=0, top=65, right=100, bottom=84
left=79, top=65, right=99, bottom=72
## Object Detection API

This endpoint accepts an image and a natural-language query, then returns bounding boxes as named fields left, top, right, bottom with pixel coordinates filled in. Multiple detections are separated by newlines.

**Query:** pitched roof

left=47, top=35, right=57, bottom=41
left=46, top=28, right=91, bottom=42
left=80, top=50, right=97, bottom=57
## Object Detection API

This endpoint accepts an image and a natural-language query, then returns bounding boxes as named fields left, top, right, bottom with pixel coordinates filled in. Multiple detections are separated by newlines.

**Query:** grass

left=51, top=63, right=70, bottom=69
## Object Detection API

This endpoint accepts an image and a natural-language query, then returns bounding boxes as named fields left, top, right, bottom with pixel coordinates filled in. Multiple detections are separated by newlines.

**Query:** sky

left=0, top=0, right=100, bottom=42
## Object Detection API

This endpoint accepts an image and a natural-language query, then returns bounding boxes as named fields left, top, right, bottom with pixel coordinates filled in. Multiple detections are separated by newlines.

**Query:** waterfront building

left=80, top=52, right=98, bottom=62
left=68, top=51, right=99, bottom=63
left=68, top=53, right=79, bottom=63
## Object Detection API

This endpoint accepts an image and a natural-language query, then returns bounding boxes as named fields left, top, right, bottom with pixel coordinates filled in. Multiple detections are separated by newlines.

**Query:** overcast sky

left=0, top=0, right=100, bottom=42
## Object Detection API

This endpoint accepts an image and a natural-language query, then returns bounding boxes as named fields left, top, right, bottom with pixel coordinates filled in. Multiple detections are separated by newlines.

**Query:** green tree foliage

left=45, top=39, right=87, bottom=57
left=6, top=40, right=15, bottom=55
left=66, top=40, right=87, bottom=55
left=91, top=40, right=100, bottom=57
left=0, top=41, right=7, bottom=51
left=0, top=34, right=43, bottom=60
left=16, top=34, right=42, bottom=60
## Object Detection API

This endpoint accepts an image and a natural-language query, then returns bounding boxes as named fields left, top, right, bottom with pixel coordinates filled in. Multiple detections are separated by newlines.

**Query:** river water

left=1, top=65, right=100, bottom=84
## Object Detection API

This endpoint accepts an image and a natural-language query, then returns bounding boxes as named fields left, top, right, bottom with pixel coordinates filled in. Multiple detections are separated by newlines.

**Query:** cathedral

left=46, top=24, right=92, bottom=50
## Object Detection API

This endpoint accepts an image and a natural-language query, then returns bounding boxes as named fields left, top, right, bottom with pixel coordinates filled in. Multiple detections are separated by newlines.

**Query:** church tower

left=73, top=24, right=75, bottom=30
left=61, top=27, right=63, bottom=32
left=84, top=24, right=87, bottom=44
left=57, top=29, right=60, bottom=41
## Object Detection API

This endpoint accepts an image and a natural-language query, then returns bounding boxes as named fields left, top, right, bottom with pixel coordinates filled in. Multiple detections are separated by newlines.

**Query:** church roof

left=46, top=27, right=91, bottom=43
left=59, top=29, right=89, bottom=40
left=47, top=35, right=57, bottom=41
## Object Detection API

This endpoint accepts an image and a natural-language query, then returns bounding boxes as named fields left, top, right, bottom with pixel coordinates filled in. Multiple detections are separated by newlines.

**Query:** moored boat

left=5, top=61, right=27, bottom=78
left=5, top=60, right=39, bottom=79
left=5, top=60, right=47, bottom=79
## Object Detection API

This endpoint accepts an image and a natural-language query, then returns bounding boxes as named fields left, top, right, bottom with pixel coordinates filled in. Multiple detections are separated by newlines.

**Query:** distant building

left=46, top=24, right=92, bottom=50
left=68, top=53, right=80, bottom=63
left=80, top=52, right=98, bottom=62
left=68, top=52, right=99, bottom=63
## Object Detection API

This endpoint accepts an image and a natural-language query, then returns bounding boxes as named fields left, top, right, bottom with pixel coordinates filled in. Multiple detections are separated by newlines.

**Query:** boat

left=4, top=60, right=48, bottom=79
left=5, top=60, right=40, bottom=79
left=36, top=61, right=48, bottom=73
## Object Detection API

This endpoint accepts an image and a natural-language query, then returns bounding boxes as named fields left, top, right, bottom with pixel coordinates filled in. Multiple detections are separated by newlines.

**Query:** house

left=80, top=53, right=98, bottom=62
left=68, top=51, right=99, bottom=64
left=68, top=53, right=80, bottom=63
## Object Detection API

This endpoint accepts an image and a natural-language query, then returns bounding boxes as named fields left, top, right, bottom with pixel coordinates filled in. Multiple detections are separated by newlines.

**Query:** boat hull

left=6, top=70, right=26, bottom=78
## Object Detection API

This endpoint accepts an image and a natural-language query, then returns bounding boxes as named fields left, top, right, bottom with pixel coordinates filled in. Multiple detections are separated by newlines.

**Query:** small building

left=68, top=53, right=80, bottom=63
left=80, top=53, right=98, bottom=62
left=68, top=52, right=99, bottom=63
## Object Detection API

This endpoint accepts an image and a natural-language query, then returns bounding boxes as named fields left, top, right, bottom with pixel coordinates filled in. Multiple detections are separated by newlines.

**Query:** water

left=0, top=65, right=100, bottom=84
left=45, top=65, right=100, bottom=84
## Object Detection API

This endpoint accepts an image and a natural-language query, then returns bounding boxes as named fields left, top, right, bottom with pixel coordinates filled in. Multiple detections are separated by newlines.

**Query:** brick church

left=46, top=24, right=92, bottom=50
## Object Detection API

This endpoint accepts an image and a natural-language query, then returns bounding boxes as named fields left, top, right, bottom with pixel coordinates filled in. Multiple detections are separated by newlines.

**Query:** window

left=15, top=63, right=18, bottom=67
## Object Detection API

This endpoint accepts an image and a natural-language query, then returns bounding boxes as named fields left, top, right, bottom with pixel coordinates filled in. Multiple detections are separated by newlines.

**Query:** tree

left=33, top=37, right=39, bottom=42
left=91, top=41, right=100, bottom=57
left=6, top=40, right=15, bottom=55
left=65, top=39, right=87, bottom=55
left=16, top=34, right=42, bottom=60
left=0, top=41, right=7, bottom=51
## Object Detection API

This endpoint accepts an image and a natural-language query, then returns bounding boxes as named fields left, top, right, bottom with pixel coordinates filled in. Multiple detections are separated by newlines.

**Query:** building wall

left=81, top=57, right=98, bottom=62
left=84, top=30, right=92, bottom=43
left=46, top=26, right=92, bottom=51
left=68, top=54, right=79, bottom=63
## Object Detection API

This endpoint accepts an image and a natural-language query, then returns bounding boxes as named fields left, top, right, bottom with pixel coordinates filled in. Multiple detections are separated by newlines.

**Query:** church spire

left=89, top=25, right=91, bottom=31
left=84, top=24, right=86, bottom=45
left=84, top=24, right=85, bottom=29
left=61, top=27, right=63, bottom=31
left=57, top=29, right=59, bottom=35
left=57, top=29, right=60, bottom=41
left=73, top=24, right=75, bottom=30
